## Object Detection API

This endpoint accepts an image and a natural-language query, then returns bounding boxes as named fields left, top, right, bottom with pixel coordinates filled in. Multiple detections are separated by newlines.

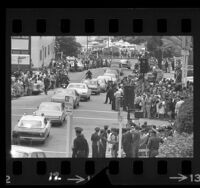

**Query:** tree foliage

left=158, top=132, right=193, bottom=157
left=55, top=36, right=81, bottom=58
left=175, top=97, right=193, bottom=134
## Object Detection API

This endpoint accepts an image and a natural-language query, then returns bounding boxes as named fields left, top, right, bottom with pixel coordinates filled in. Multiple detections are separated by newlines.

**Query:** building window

left=45, top=47, right=47, bottom=58
left=40, top=50, right=42, bottom=61
left=48, top=45, right=50, bottom=55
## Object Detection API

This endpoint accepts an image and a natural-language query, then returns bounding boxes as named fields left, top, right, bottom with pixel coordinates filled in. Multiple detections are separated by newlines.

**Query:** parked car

left=34, top=102, right=67, bottom=125
left=67, top=83, right=91, bottom=101
left=51, top=88, right=80, bottom=109
left=96, top=76, right=108, bottom=92
left=12, top=114, right=51, bottom=144
left=11, top=145, right=46, bottom=158
left=82, top=79, right=101, bottom=95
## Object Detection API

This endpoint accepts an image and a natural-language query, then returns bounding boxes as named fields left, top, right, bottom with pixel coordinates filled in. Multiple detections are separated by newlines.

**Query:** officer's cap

left=95, top=127, right=100, bottom=131
left=75, top=127, right=83, bottom=133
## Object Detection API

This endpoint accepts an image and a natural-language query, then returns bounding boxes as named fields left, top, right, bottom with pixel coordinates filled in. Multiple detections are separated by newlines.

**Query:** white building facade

left=11, top=36, right=55, bottom=71
left=31, top=36, right=55, bottom=69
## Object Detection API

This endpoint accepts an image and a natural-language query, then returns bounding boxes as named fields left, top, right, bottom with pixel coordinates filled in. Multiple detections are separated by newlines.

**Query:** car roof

left=20, top=115, right=44, bottom=121
left=11, top=145, right=44, bottom=153
left=40, top=102, right=61, bottom=106
left=68, top=83, right=86, bottom=86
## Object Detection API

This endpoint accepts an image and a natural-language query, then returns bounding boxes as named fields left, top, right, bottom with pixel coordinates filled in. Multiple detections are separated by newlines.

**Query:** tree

left=55, top=36, right=81, bottom=58
left=175, top=97, right=193, bottom=134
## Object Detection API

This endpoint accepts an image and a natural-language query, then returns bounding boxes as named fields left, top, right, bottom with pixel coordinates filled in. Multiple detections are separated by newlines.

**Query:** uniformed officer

left=72, top=127, right=89, bottom=158
left=147, top=129, right=164, bottom=158
left=91, top=127, right=100, bottom=158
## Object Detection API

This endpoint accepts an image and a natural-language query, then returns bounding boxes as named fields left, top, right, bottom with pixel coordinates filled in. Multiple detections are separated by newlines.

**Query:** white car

left=51, top=88, right=80, bottom=109
left=67, top=83, right=91, bottom=101
left=103, top=73, right=117, bottom=83
left=12, top=114, right=51, bottom=144
left=11, top=145, right=46, bottom=158
left=96, top=76, right=108, bottom=92
left=35, top=102, right=67, bottom=125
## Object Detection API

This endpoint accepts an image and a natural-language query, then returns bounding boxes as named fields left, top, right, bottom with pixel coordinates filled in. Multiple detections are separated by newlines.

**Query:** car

left=128, top=59, right=140, bottom=70
left=34, top=102, right=67, bottom=125
left=51, top=88, right=80, bottom=109
left=11, top=145, right=46, bottom=158
left=96, top=76, right=108, bottom=92
left=67, top=83, right=91, bottom=101
left=12, top=114, right=51, bottom=144
left=110, top=59, right=123, bottom=75
left=105, top=68, right=119, bottom=78
left=82, top=79, right=101, bottom=95
left=76, top=60, right=84, bottom=71
left=103, top=73, right=118, bottom=83
left=120, top=59, right=130, bottom=69
left=97, top=75, right=112, bottom=83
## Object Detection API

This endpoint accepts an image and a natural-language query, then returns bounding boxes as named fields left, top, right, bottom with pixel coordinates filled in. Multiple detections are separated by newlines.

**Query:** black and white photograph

left=11, top=36, right=193, bottom=158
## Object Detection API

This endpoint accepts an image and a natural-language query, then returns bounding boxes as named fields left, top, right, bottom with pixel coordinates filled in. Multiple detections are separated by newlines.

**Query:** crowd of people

left=72, top=119, right=174, bottom=158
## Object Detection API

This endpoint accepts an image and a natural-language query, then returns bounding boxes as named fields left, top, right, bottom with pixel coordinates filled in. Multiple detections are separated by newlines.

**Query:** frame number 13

left=190, top=174, right=200, bottom=183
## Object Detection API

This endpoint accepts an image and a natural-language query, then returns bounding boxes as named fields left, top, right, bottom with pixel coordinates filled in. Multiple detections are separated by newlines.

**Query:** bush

left=175, top=97, right=193, bottom=134
left=157, top=132, right=193, bottom=158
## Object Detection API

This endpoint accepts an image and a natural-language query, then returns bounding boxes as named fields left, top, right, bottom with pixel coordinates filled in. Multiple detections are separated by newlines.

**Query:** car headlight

left=40, top=133, right=45, bottom=137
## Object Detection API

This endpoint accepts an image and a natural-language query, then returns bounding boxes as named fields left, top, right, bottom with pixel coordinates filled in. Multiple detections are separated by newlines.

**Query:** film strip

left=5, top=8, right=200, bottom=185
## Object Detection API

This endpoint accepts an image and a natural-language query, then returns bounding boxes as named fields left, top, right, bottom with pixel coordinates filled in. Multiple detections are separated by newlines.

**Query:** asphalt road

left=11, top=68, right=173, bottom=158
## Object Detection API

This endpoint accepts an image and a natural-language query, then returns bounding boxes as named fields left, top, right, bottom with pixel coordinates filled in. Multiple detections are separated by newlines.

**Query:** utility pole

left=118, top=97, right=123, bottom=158
left=181, top=36, right=190, bottom=87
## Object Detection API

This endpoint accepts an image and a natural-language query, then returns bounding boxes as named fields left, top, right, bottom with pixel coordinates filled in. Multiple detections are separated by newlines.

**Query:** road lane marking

left=75, top=109, right=117, bottom=114
left=12, top=107, right=36, bottom=110
left=12, top=114, right=117, bottom=121
left=42, top=150, right=67, bottom=154
left=74, top=116, right=116, bottom=121
left=12, top=108, right=117, bottom=114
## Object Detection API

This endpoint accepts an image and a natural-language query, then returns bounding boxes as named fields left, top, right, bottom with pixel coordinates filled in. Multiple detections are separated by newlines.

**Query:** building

left=11, top=36, right=55, bottom=72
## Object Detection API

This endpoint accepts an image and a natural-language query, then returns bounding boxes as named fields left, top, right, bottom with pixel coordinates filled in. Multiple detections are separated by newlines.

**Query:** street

left=11, top=68, right=172, bottom=157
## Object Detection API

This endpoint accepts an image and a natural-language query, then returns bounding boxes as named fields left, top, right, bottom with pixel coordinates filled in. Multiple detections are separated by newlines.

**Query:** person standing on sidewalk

left=44, top=75, right=50, bottom=95
left=91, top=127, right=100, bottom=158
left=72, top=127, right=89, bottom=158
left=147, top=129, right=164, bottom=158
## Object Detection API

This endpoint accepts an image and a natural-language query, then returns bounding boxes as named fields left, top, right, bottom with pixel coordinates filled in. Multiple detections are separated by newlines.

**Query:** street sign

left=65, top=96, right=73, bottom=114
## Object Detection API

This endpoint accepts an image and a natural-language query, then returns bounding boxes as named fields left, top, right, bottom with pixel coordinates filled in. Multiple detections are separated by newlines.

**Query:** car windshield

left=39, top=104, right=61, bottom=111
left=68, top=84, right=86, bottom=89
left=89, top=80, right=97, bottom=85
left=65, top=90, right=74, bottom=95
left=18, top=120, right=44, bottom=128
left=11, top=150, right=29, bottom=158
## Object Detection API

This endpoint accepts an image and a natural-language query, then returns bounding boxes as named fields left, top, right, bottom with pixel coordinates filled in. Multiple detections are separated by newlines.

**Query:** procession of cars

left=11, top=59, right=126, bottom=157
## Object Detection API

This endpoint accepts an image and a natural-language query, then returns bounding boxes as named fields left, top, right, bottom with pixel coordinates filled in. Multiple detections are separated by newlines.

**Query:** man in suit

left=91, top=127, right=100, bottom=158
left=72, top=127, right=89, bottom=158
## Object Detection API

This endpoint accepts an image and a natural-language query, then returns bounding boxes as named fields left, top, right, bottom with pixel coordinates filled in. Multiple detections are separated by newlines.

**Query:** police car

left=12, top=114, right=51, bottom=144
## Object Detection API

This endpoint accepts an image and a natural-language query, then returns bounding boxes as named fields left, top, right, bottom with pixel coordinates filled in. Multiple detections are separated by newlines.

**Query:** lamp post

left=118, top=96, right=123, bottom=158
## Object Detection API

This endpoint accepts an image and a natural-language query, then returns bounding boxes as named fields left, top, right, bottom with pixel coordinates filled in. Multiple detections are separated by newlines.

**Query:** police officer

left=91, top=127, right=100, bottom=158
left=147, top=129, right=164, bottom=158
left=85, top=69, right=92, bottom=79
left=100, top=125, right=109, bottom=157
left=44, top=75, right=50, bottom=95
left=122, top=127, right=133, bottom=157
left=72, top=127, right=89, bottom=158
